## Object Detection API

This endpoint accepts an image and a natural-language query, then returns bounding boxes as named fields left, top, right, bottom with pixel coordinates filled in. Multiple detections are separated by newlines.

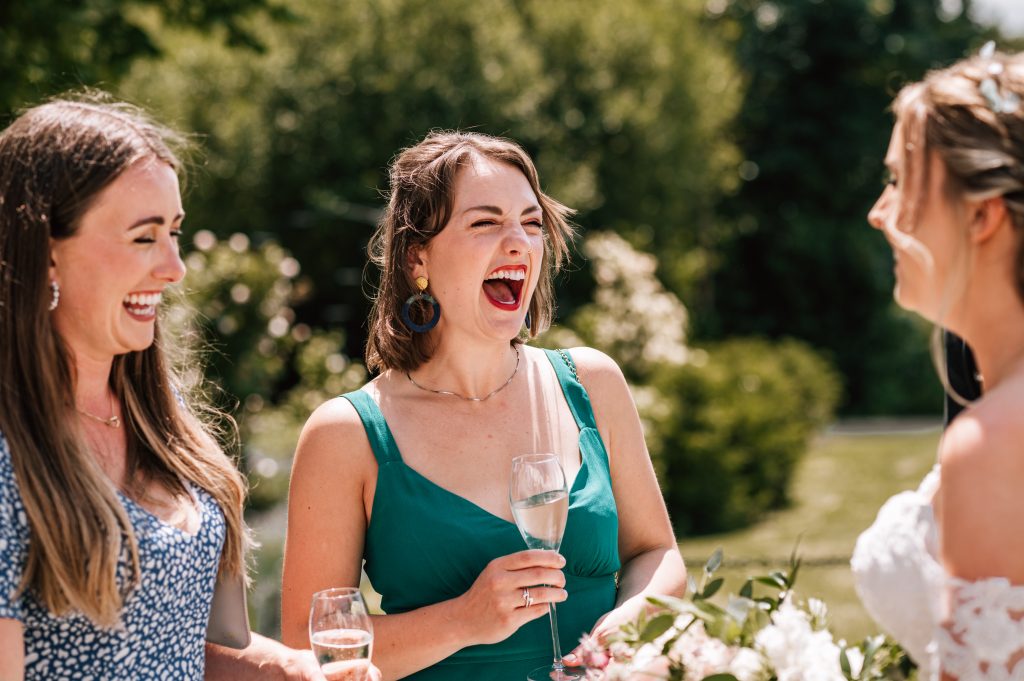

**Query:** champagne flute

left=510, top=453, right=585, bottom=681
left=309, top=587, right=374, bottom=681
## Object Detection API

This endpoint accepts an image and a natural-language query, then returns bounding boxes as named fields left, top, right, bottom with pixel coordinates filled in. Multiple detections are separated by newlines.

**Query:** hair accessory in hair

left=978, top=41, right=1021, bottom=115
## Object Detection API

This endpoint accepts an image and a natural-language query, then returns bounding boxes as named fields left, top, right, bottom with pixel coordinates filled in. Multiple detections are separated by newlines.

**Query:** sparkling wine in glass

left=510, top=453, right=585, bottom=681
left=309, top=587, right=374, bottom=681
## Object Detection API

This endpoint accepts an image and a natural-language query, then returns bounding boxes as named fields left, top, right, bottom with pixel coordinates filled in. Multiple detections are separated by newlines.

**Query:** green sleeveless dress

left=342, top=348, right=620, bottom=680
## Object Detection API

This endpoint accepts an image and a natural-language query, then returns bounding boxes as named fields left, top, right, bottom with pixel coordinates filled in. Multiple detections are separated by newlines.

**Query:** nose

left=867, top=189, right=889, bottom=231
left=154, top=236, right=186, bottom=284
left=503, top=221, right=531, bottom=256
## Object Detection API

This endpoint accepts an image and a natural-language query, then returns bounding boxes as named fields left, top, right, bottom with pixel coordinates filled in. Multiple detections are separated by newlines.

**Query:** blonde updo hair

left=891, top=47, right=1024, bottom=301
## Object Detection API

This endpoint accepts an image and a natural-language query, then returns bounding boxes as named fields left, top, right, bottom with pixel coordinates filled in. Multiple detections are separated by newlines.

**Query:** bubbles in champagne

left=511, top=489, right=569, bottom=550
left=312, top=628, right=373, bottom=681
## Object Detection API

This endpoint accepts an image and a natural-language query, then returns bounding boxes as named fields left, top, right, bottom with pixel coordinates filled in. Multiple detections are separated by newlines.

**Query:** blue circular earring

left=401, top=276, right=441, bottom=333
left=524, top=310, right=532, bottom=331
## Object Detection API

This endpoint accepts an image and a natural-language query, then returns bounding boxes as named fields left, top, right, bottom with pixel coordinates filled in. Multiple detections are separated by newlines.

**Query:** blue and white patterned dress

left=0, top=431, right=226, bottom=680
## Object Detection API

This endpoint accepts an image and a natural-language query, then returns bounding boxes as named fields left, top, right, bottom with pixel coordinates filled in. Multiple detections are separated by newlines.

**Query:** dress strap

left=341, top=390, right=403, bottom=465
left=543, top=349, right=599, bottom=431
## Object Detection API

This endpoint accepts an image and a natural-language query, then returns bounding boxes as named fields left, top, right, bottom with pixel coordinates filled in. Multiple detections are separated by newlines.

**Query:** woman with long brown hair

left=0, top=95, right=335, bottom=680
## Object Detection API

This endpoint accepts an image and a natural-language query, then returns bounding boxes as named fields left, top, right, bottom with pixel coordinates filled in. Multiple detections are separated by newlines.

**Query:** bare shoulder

left=941, top=385, right=1024, bottom=477
left=291, top=390, right=375, bottom=476
left=564, top=346, right=628, bottom=393
left=939, top=383, right=1024, bottom=581
left=562, top=347, right=637, bottom=431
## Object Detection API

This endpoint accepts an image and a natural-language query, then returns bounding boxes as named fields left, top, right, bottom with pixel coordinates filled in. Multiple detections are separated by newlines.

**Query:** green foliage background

left=3, top=0, right=1020, bottom=590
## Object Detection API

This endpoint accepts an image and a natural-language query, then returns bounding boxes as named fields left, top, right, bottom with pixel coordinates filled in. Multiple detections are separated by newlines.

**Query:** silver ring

left=522, top=587, right=533, bottom=608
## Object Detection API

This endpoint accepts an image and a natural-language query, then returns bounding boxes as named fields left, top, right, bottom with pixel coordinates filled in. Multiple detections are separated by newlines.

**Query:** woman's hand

left=205, top=634, right=383, bottom=681
left=452, top=549, right=567, bottom=646
left=278, top=648, right=382, bottom=681
left=560, top=600, right=641, bottom=668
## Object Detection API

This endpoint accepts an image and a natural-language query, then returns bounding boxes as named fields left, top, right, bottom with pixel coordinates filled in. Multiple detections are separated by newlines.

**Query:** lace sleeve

left=936, top=576, right=1024, bottom=680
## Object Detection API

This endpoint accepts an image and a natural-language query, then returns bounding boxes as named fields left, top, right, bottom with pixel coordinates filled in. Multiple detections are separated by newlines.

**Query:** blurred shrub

left=173, top=231, right=366, bottom=509
left=650, top=337, right=840, bottom=535
left=551, top=231, right=840, bottom=535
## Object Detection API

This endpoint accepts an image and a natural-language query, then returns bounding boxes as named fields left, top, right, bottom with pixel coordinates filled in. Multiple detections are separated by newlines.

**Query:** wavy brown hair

left=0, top=94, right=248, bottom=627
left=366, top=131, right=576, bottom=373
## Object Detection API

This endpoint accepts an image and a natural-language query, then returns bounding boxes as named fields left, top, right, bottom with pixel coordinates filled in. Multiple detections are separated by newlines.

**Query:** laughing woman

left=281, top=131, right=687, bottom=680
left=0, top=96, right=332, bottom=680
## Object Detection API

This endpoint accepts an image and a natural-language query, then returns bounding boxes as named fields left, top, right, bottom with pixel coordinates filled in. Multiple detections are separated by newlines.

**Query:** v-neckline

left=394, top=451, right=591, bottom=528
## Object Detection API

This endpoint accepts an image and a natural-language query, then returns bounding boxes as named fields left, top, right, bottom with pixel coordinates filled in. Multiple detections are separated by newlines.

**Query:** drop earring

left=48, top=281, right=60, bottom=311
left=400, top=276, right=441, bottom=333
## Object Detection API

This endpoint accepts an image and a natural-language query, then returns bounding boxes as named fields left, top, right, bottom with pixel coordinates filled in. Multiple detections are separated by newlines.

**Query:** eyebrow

left=462, top=205, right=542, bottom=216
left=126, top=212, right=185, bottom=230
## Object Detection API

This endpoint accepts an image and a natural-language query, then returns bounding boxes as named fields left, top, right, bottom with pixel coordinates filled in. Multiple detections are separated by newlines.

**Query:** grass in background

left=679, top=424, right=940, bottom=641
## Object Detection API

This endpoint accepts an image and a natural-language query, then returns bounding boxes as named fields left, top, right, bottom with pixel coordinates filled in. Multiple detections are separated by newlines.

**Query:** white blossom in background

left=574, top=231, right=690, bottom=378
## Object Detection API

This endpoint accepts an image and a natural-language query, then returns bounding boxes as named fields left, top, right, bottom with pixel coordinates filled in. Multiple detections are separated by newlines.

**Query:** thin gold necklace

left=406, top=345, right=520, bottom=402
left=77, top=393, right=121, bottom=428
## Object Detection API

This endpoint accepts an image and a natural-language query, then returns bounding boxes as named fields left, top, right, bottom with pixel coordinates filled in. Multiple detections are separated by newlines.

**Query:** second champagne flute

left=510, top=453, right=585, bottom=681
left=309, top=587, right=374, bottom=681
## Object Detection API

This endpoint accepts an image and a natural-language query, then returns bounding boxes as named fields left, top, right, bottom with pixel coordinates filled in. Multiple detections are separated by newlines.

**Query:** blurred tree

left=698, top=0, right=994, bottom=413
left=0, top=0, right=287, bottom=120
left=538, top=231, right=840, bottom=535
left=116, top=0, right=740, bottom=364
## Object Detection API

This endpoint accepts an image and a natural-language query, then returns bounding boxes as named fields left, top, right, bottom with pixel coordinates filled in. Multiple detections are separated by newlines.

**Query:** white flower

left=842, top=646, right=864, bottom=678
left=729, top=647, right=767, bottom=681
left=754, top=602, right=845, bottom=681
left=664, top=621, right=736, bottom=681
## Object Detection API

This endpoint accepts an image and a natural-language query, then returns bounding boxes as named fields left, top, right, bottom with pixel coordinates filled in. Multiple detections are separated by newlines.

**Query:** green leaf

left=705, top=548, right=724, bottom=575
left=725, top=596, right=754, bottom=625
left=693, top=599, right=727, bottom=618
left=840, top=648, right=852, bottom=679
left=640, top=613, right=676, bottom=642
left=647, top=594, right=690, bottom=611
left=701, top=577, right=724, bottom=600
left=739, top=579, right=753, bottom=599
left=754, top=575, right=786, bottom=589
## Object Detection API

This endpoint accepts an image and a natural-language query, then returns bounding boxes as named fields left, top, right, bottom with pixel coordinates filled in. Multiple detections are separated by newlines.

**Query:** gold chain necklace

left=77, top=393, right=121, bottom=428
left=406, top=345, right=520, bottom=402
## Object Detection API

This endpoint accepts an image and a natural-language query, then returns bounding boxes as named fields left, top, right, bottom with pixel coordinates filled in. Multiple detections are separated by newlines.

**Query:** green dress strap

left=341, top=389, right=402, bottom=465
left=543, top=348, right=599, bottom=431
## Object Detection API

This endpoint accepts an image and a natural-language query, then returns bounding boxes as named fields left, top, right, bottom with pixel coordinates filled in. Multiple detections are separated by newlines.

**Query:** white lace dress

left=851, top=465, right=1024, bottom=680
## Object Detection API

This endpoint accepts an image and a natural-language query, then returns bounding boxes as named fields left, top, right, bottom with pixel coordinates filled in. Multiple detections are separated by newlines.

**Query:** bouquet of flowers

left=578, top=549, right=914, bottom=681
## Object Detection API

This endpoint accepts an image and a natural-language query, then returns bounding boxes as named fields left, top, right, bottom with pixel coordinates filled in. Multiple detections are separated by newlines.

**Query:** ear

left=967, top=196, right=1008, bottom=244
left=48, top=238, right=59, bottom=283
left=406, top=243, right=428, bottom=280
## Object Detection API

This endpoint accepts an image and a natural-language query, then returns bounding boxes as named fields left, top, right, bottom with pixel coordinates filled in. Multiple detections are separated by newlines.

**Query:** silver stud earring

left=48, top=281, right=60, bottom=311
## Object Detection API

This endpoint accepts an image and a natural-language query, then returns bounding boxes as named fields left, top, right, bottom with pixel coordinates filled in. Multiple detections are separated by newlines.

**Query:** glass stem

left=548, top=602, right=564, bottom=670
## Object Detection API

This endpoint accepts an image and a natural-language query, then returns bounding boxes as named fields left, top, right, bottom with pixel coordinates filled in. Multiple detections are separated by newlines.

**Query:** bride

left=852, top=44, right=1024, bottom=680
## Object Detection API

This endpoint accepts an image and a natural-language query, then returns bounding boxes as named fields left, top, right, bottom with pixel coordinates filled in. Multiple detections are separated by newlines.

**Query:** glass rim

left=511, top=452, right=559, bottom=465
left=311, top=586, right=363, bottom=601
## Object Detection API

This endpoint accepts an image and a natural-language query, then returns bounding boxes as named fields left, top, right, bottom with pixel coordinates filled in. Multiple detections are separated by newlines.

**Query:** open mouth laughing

left=482, top=265, right=526, bottom=311
left=123, top=291, right=162, bottom=320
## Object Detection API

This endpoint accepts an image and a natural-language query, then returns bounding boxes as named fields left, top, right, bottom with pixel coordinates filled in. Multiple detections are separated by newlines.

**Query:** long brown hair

left=0, top=94, right=248, bottom=626
left=366, top=131, right=576, bottom=373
